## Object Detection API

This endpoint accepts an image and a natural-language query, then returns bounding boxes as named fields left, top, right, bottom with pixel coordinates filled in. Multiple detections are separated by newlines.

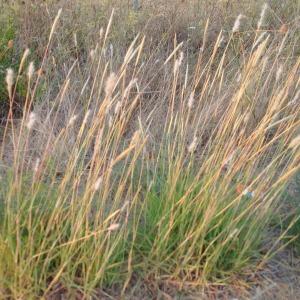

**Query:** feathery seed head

left=236, top=71, right=242, bottom=83
left=105, top=72, right=117, bottom=97
left=107, top=223, right=120, bottom=231
left=232, top=14, right=245, bottom=33
left=73, top=33, right=78, bottom=47
left=174, top=51, right=184, bottom=74
left=114, top=101, right=122, bottom=115
left=90, top=49, right=96, bottom=60
left=187, top=91, right=195, bottom=109
left=19, top=49, right=30, bottom=74
left=188, top=136, right=198, bottom=153
left=26, top=112, right=37, bottom=130
left=6, top=68, right=14, bottom=98
left=244, top=112, right=251, bottom=124
left=68, top=114, right=78, bottom=127
left=108, top=115, right=113, bottom=128
left=27, top=62, right=35, bottom=80
left=33, top=158, right=41, bottom=174
left=99, top=27, right=104, bottom=40
left=257, top=3, right=268, bottom=29
left=276, top=64, right=283, bottom=82
left=83, top=109, right=91, bottom=125
left=217, top=35, right=225, bottom=48
left=23, top=48, right=30, bottom=60
left=49, top=8, right=62, bottom=38
left=178, top=51, right=184, bottom=64
left=93, top=176, right=103, bottom=191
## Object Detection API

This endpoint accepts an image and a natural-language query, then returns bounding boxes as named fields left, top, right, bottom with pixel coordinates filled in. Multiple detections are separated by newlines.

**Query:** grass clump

left=0, top=2, right=299, bottom=299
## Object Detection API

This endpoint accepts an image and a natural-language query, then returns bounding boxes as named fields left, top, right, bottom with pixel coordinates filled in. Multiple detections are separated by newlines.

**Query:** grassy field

left=0, top=1, right=299, bottom=299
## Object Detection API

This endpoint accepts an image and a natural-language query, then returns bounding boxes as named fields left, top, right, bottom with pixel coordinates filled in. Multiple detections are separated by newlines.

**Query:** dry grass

left=0, top=1, right=299, bottom=299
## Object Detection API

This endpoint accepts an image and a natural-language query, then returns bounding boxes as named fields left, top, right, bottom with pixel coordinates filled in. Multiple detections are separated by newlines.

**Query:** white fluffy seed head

left=105, top=72, right=117, bottom=97
left=108, top=115, right=113, bottom=128
left=90, top=49, right=96, bottom=60
left=73, top=33, right=78, bottom=47
left=114, top=101, right=122, bottom=115
left=6, top=68, right=14, bottom=97
left=26, top=112, right=37, bottom=130
left=217, top=35, right=225, bottom=48
left=178, top=51, right=184, bottom=65
left=23, top=48, right=30, bottom=60
left=236, top=71, right=242, bottom=83
left=232, top=14, right=245, bottom=33
left=19, top=49, right=30, bottom=74
left=93, top=176, right=103, bottom=191
left=110, top=44, right=114, bottom=57
left=188, top=136, right=198, bottom=153
left=174, top=51, right=184, bottom=74
left=275, top=64, right=283, bottom=82
left=257, top=3, right=268, bottom=29
left=187, top=91, right=195, bottom=109
left=33, top=157, right=40, bottom=174
left=83, top=109, right=91, bottom=125
left=99, top=27, right=104, bottom=40
left=244, top=112, right=251, bottom=124
left=107, top=223, right=120, bottom=231
left=105, top=103, right=111, bottom=115
left=20, top=48, right=30, bottom=66
left=68, top=114, right=78, bottom=127
left=27, top=62, right=35, bottom=80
